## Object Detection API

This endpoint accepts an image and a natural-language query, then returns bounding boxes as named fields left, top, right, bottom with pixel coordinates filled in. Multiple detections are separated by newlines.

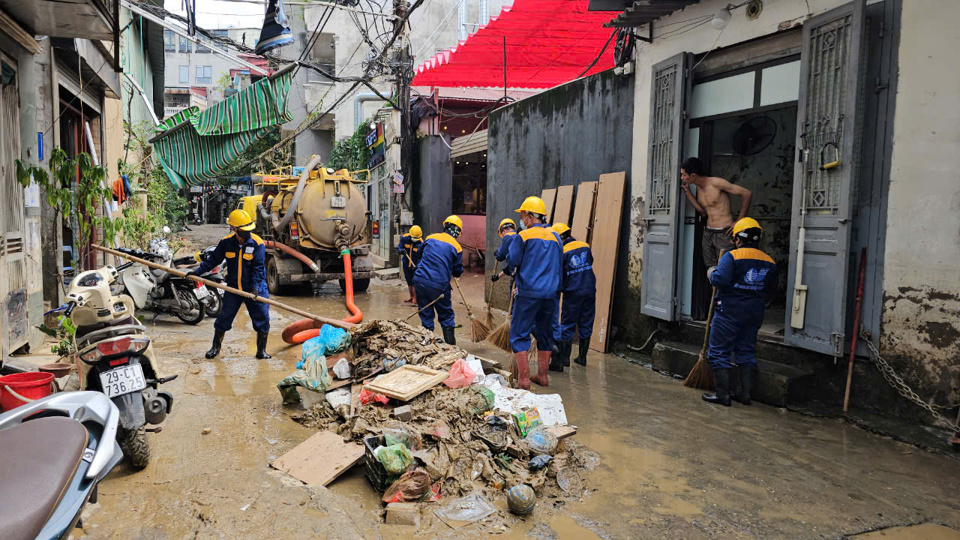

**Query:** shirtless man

left=680, top=157, right=753, bottom=270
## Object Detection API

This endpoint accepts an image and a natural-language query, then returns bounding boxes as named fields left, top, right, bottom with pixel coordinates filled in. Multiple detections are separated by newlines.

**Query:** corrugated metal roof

left=595, top=0, right=701, bottom=28
left=451, top=129, right=488, bottom=158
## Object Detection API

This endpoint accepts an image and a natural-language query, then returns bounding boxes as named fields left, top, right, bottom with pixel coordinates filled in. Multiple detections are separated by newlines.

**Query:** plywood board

left=545, top=425, right=577, bottom=440
left=271, top=430, right=364, bottom=486
left=553, top=185, right=574, bottom=226
left=590, top=172, right=626, bottom=353
left=540, top=188, right=557, bottom=222
left=571, top=181, right=598, bottom=244
left=365, top=365, right=449, bottom=401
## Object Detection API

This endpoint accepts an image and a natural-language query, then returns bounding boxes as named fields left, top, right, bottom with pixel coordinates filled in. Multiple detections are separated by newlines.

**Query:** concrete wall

left=880, top=0, right=960, bottom=406
left=416, top=135, right=453, bottom=239
left=486, top=69, right=634, bottom=309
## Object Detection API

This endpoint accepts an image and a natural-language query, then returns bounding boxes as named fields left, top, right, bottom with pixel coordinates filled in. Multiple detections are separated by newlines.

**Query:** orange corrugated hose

left=282, top=248, right=363, bottom=344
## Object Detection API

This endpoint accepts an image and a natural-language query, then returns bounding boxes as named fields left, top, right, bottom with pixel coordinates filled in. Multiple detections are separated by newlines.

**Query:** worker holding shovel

left=549, top=223, right=596, bottom=372
left=397, top=225, right=423, bottom=303
left=507, top=196, right=563, bottom=389
left=413, top=216, right=464, bottom=345
left=189, top=210, right=272, bottom=360
left=701, top=217, right=778, bottom=406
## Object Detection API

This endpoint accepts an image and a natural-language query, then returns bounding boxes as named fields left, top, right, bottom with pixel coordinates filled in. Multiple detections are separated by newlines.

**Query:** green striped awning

left=152, top=70, right=293, bottom=188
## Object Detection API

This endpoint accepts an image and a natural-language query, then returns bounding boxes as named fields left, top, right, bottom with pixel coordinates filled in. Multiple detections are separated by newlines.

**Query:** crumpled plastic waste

left=434, top=492, right=496, bottom=526
left=443, top=358, right=477, bottom=389
left=377, top=443, right=413, bottom=475
left=529, top=454, right=552, bottom=471
left=384, top=426, right=422, bottom=450
left=332, top=357, right=351, bottom=379
left=277, top=334, right=334, bottom=403
left=523, top=427, right=559, bottom=455
left=382, top=468, right=431, bottom=503
left=360, top=388, right=389, bottom=405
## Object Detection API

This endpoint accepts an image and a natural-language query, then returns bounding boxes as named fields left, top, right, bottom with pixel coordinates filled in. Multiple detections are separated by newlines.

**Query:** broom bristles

left=487, top=316, right=512, bottom=352
left=483, top=305, right=494, bottom=329
left=470, top=315, right=491, bottom=342
left=683, top=352, right=715, bottom=390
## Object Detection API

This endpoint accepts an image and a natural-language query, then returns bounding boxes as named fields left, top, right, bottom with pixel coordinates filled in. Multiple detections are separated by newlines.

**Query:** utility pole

left=392, top=0, right=413, bottom=267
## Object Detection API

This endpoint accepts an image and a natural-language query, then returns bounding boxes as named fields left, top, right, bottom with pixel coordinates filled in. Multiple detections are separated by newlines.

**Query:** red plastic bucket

left=0, top=372, right=55, bottom=412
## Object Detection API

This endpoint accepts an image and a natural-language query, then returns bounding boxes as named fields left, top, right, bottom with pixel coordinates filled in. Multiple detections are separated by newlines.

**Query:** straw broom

left=684, top=286, right=717, bottom=390
left=453, top=277, right=491, bottom=342
left=484, top=261, right=499, bottom=328
left=487, top=280, right=514, bottom=352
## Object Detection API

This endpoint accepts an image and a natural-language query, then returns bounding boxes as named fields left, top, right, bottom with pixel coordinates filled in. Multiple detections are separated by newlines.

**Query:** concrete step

left=375, top=267, right=400, bottom=280
left=651, top=341, right=815, bottom=407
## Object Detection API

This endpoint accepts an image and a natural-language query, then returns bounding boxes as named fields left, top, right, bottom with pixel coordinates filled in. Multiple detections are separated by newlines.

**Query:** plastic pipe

left=275, top=155, right=322, bottom=232
left=281, top=248, right=363, bottom=344
left=264, top=240, right=320, bottom=273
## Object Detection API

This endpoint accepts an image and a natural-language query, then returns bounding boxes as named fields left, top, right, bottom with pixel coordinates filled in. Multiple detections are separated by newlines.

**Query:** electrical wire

left=690, top=22, right=727, bottom=72
left=575, top=29, right=617, bottom=79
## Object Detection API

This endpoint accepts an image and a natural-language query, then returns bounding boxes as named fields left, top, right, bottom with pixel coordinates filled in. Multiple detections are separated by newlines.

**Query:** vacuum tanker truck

left=242, top=158, right=375, bottom=294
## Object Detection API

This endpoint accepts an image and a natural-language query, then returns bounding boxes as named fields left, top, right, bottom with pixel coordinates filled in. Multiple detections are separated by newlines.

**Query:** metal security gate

left=785, top=0, right=867, bottom=355
left=640, top=52, right=692, bottom=321
left=0, top=52, right=27, bottom=356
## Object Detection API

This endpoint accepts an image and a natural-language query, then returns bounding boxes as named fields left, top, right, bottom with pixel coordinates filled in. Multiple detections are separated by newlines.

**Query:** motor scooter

left=173, top=245, right=223, bottom=318
left=0, top=391, right=122, bottom=539
left=114, top=245, right=208, bottom=325
left=61, top=264, right=176, bottom=469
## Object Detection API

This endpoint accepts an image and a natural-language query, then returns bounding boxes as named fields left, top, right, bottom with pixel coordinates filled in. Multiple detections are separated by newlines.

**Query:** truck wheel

left=121, top=427, right=150, bottom=470
left=340, top=278, right=370, bottom=294
left=267, top=257, right=284, bottom=295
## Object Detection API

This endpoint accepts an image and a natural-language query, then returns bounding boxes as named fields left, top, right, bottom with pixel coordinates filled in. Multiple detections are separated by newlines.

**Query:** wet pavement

left=77, top=238, right=960, bottom=538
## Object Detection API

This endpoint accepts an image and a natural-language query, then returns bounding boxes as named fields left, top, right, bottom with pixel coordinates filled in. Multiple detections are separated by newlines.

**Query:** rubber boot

left=549, top=342, right=564, bottom=372
left=442, top=326, right=456, bottom=346
left=205, top=330, right=225, bottom=359
left=405, top=286, right=415, bottom=303
left=531, top=350, right=551, bottom=387
left=702, top=368, right=732, bottom=406
left=733, top=366, right=755, bottom=405
left=514, top=351, right=531, bottom=390
left=575, top=337, right=590, bottom=366
left=559, top=340, right=573, bottom=367
left=255, top=332, right=271, bottom=360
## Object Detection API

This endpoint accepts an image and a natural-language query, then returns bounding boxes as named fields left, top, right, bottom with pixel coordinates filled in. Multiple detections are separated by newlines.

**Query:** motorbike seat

left=0, top=417, right=88, bottom=540
left=74, top=315, right=138, bottom=342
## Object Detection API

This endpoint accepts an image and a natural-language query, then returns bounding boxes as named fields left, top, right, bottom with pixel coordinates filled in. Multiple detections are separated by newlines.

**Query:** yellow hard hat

left=515, top=196, right=547, bottom=216
left=552, top=223, right=571, bottom=235
left=732, top=217, right=762, bottom=236
left=409, top=225, right=423, bottom=239
left=498, top=218, right=516, bottom=236
left=227, top=209, right=255, bottom=231
left=193, top=251, right=203, bottom=264
left=443, top=215, right=464, bottom=230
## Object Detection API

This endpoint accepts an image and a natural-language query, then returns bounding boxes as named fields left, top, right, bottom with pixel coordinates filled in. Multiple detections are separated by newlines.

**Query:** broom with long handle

left=453, top=277, right=491, bottom=341
left=487, top=279, right=514, bottom=352
left=484, top=261, right=499, bottom=328
left=684, top=286, right=717, bottom=390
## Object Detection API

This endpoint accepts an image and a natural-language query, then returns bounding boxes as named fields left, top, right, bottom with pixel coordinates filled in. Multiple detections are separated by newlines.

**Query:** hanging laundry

left=256, top=0, right=294, bottom=55
left=112, top=176, right=127, bottom=205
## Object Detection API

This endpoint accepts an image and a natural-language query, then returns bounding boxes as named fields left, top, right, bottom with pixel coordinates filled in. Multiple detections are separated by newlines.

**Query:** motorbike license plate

left=194, top=285, right=210, bottom=299
left=331, top=196, right=347, bottom=209
left=99, top=364, right=146, bottom=398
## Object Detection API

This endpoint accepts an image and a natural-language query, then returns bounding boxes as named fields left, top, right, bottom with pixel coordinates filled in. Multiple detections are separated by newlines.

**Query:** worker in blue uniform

left=548, top=223, right=596, bottom=372
left=702, top=217, right=779, bottom=406
left=507, top=196, right=563, bottom=389
left=491, top=218, right=519, bottom=283
left=397, top=225, right=423, bottom=303
left=190, top=209, right=272, bottom=360
left=413, top=216, right=464, bottom=345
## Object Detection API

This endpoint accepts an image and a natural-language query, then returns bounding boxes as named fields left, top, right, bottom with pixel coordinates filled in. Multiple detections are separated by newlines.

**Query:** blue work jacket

left=709, top=247, right=779, bottom=315
left=561, top=237, right=596, bottom=297
left=195, top=233, right=267, bottom=293
left=413, top=232, right=464, bottom=288
left=494, top=231, right=519, bottom=276
left=397, top=234, right=423, bottom=269
left=507, top=223, right=562, bottom=299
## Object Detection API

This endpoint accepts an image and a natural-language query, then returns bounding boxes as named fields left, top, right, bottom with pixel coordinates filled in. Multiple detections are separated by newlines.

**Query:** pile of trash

left=283, top=320, right=601, bottom=529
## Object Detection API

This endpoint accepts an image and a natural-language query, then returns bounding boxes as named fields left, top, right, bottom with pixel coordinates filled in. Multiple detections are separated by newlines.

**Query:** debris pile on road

left=284, top=321, right=600, bottom=531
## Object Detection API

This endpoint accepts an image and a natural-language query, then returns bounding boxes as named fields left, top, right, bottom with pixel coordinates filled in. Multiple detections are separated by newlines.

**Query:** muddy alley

left=72, top=229, right=960, bottom=539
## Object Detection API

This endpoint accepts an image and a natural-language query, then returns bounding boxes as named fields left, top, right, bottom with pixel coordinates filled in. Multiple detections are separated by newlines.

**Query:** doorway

left=679, top=55, right=800, bottom=338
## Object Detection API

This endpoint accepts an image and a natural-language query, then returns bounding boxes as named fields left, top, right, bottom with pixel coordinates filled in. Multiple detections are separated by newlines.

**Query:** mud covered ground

left=76, top=225, right=960, bottom=539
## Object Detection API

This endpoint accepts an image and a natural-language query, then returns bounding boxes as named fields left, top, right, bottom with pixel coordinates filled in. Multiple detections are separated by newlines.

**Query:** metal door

left=0, top=54, right=26, bottom=355
left=785, top=1, right=867, bottom=355
left=640, top=53, right=692, bottom=320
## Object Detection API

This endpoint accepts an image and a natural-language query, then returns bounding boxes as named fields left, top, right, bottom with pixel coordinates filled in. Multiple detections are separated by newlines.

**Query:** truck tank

left=269, top=169, right=367, bottom=250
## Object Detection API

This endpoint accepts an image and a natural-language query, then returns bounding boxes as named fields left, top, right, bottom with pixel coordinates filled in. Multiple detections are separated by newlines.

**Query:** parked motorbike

left=0, top=391, right=122, bottom=539
left=114, top=245, right=209, bottom=325
left=173, top=245, right=223, bottom=318
left=60, top=265, right=177, bottom=469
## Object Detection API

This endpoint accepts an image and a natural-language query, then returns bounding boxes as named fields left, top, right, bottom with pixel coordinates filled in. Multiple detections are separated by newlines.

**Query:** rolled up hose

left=282, top=248, right=363, bottom=344
left=274, top=155, right=322, bottom=232
left=264, top=241, right=320, bottom=273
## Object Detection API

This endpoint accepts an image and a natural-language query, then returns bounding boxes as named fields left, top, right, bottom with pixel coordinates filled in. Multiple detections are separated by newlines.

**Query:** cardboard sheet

left=553, top=185, right=574, bottom=226
left=540, top=188, right=557, bottom=222
left=271, top=431, right=364, bottom=486
left=590, top=172, right=626, bottom=352
left=571, top=181, right=598, bottom=243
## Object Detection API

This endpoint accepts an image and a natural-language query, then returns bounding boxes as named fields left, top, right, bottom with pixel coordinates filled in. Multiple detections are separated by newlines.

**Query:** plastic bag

left=332, top=357, right=351, bottom=379
left=472, top=387, right=496, bottom=414
left=523, top=427, right=559, bottom=455
left=277, top=337, right=334, bottom=403
left=360, top=388, right=389, bottom=405
left=324, top=387, right=351, bottom=409
left=314, top=324, right=351, bottom=355
left=529, top=454, right=552, bottom=471
left=384, top=426, right=422, bottom=450
left=377, top=443, right=414, bottom=475
left=382, top=468, right=431, bottom=503
left=443, top=359, right=477, bottom=389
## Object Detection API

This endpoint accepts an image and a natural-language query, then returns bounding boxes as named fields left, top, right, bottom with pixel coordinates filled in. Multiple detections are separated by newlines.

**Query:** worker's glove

left=706, top=266, right=717, bottom=279
left=491, top=274, right=500, bottom=283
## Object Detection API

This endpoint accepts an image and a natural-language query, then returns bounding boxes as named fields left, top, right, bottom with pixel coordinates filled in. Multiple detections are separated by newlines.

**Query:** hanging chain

left=858, top=330, right=960, bottom=433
